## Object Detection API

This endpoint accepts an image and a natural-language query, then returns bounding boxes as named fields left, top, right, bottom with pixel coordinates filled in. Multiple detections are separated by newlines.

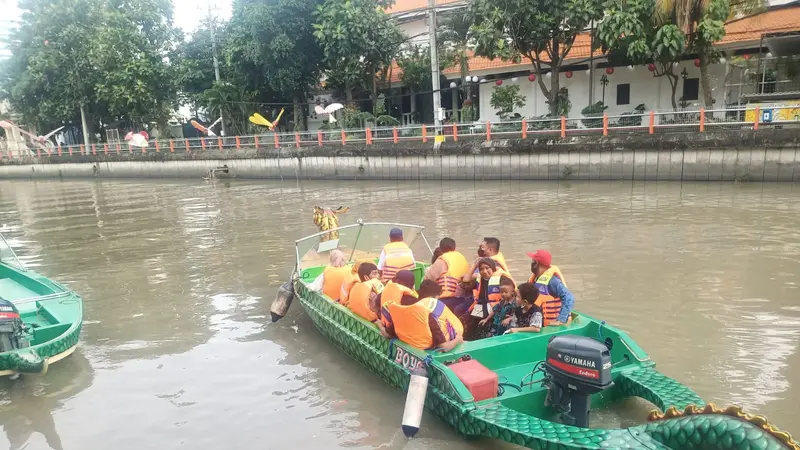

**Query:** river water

left=0, top=179, right=798, bottom=450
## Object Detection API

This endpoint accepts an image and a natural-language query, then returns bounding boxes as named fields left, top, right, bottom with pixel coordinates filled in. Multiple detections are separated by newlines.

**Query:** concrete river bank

left=0, top=179, right=798, bottom=449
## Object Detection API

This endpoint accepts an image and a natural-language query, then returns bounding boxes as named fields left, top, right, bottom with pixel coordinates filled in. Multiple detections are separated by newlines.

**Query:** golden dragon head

left=313, top=206, right=349, bottom=241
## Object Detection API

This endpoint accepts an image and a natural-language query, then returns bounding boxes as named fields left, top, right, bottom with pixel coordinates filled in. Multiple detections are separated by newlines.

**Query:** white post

left=428, top=0, right=441, bottom=137
left=209, top=2, right=226, bottom=136
left=80, top=104, right=90, bottom=148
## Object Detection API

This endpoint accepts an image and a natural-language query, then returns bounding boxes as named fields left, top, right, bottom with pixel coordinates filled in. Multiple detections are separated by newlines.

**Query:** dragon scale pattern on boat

left=295, top=280, right=799, bottom=450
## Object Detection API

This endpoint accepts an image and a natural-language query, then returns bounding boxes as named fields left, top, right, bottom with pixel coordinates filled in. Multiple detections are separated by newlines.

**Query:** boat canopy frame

left=0, top=232, right=25, bottom=270
left=294, top=221, right=434, bottom=271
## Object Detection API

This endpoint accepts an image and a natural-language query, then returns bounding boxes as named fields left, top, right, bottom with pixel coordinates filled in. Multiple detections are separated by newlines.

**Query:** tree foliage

left=470, top=0, right=604, bottom=115
left=490, top=84, right=526, bottom=119
left=596, top=0, right=686, bottom=110
left=313, top=0, right=403, bottom=105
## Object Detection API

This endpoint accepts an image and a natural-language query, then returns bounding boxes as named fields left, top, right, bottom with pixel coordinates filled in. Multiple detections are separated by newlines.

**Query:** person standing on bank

left=378, top=228, right=415, bottom=283
left=527, top=249, right=574, bottom=326
left=424, top=238, right=470, bottom=314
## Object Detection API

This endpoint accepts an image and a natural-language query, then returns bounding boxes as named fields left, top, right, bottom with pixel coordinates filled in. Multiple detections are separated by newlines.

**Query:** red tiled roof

left=384, top=4, right=800, bottom=83
left=386, top=0, right=461, bottom=14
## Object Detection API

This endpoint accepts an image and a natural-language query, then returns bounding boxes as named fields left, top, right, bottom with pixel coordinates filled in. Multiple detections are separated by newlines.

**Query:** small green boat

left=286, top=221, right=799, bottom=450
left=0, top=233, right=83, bottom=377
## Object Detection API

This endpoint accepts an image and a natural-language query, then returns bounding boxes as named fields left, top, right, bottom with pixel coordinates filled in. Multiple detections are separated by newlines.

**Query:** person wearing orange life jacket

left=377, top=270, right=417, bottom=309
left=340, top=259, right=372, bottom=305
left=347, top=263, right=384, bottom=323
left=308, top=250, right=350, bottom=302
left=379, top=279, right=463, bottom=352
left=461, top=258, right=513, bottom=339
left=527, top=249, right=574, bottom=326
left=424, top=237, right=471, bottom=313
left=378, top=228, right=415, bottom=283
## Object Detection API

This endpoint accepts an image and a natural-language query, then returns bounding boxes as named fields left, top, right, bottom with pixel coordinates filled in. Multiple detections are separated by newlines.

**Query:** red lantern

left=495, top=79, right=503, bottom=86
left=647, top=63, right=656, bottom=72
left=605, top=67, right=614, bottom=75
left=44, top=40, right=49, bottom=46
left=694, top=58, right=701, bottom=67
left=528, top=74, right=536, bottom=82
left=743, top=54, right=751, bottom=60
left=565, top=71, right=573, bottom=79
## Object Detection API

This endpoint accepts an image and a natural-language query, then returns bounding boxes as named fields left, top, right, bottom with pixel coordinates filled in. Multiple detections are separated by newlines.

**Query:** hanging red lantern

left=44, top=40, right=49, bottom=46
left=605, top=67, right=614, bottom=75
left=694, top=58, right=701, bottom=67
left=528, top=73, right=536, bottom=82
left=495, top=79, right=503, bottom=86
left=743, top=54, right=751, bottom=60
left=647, top=63, right=656, bottom=72
left=565, top=71, right=573, bottom=79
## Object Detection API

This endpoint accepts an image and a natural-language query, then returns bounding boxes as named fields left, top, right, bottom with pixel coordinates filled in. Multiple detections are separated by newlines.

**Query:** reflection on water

left=0, top=179, right=798, bottom=449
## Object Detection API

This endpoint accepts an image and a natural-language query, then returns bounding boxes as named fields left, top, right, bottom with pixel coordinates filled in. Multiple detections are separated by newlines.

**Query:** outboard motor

left=542, top=335, right=613, bottom=428
left=0, top=298, right=28, bottom=353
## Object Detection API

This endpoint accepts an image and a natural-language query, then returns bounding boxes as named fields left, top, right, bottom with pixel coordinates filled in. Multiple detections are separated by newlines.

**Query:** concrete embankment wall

left=1, top=129, right=799, bottom=181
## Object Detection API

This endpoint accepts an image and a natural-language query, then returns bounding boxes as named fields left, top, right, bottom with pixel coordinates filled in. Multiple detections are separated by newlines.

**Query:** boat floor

left=0, top=277, right=41, bottom=302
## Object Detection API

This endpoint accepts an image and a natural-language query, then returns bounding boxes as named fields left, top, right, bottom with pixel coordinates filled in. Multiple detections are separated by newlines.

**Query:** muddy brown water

left=0, top=179, right=798, bottom=449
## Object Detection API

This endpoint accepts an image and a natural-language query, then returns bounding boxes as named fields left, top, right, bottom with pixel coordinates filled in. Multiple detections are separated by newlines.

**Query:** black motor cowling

left=542, top=335, right=613, bottom=428
left=0, top=298, right=27, bottom=353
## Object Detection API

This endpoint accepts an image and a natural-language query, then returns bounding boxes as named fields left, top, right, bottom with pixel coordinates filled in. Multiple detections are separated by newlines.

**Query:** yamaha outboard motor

left=0, top=298, right=28, bottom=353
left=542, top=335, right=613, bottom=427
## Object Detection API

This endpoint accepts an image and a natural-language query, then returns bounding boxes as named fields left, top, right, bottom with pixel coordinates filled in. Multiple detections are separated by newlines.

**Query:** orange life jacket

left=381, top=241, right=415, bottom=282
left=529, top=265, right=568, bottom=326
left=347, top=279, right=383, bottom=322
left=469, top=268, right=512, bottom=316
left=381, top=281, right=417, bottom=308
left=436, top=251, right=469, bottom=298
left=384, top=297, right=463, bottom=350
left=322, top=265, right=350, bottom=301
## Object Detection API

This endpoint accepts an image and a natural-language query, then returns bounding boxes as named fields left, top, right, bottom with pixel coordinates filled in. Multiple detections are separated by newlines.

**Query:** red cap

left=526, top=249, right=552, bottom=266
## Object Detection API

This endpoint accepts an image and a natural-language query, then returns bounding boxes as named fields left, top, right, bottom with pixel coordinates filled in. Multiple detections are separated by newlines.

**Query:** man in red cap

left=527, top=249, right=574, bottom=326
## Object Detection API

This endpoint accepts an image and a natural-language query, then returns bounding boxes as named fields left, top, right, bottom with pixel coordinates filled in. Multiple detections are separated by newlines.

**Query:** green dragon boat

left=0, top=233, right=83, bottom=377
left=283, top=221, right=800, bottom=450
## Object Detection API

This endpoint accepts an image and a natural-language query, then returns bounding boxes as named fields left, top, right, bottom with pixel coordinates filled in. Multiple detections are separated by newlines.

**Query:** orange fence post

left=422, top=125, right=427, bottom=143
left=602, top=114, right=608, bottom=136
left=36, top=148, right=41, bottom=158
left=392, top=127, right=398, bottom=144
left=69, top=146, right=73, bottom=156
left=79, top=144, right=84, bottom=155
left=649, top=111, right=655, bottom=134
left=274, top=133, right=280, bottom=149
left=58, top=145, right=62, bottom=156
left=453, top=123, right=458, bottom=142
left=46, top=147, right=52, bottom=156
left=103, top=144, right=108, bottom=154
left=154, top=141, right=160, bottom=153
left=218, top=137, right=223, bottom=150
left=366, top=128, right=372, bottom=145
left=141, top=142, right=147, bottom=154
left=254, top=136, right=260, bottom=149
left=560, top=116, right=566, bottom=138
left=317, top=130, right=323, bottom=147
left=699, top=108, right=705, bottom=132
left=486, top=121, right=491, bottom=142
left=92, top=144, right=97, bottom=155
left=200, top=138, right=206, bottom=150
left=295, top=132, right=301, bottom=148
left=754, top=106, right=760, bottom=131
left=521, top=120, right=527, bottom=139
left=169, top=140, right=175, bottom=153
left=341, top=129, right=346, bottom=145
left=185, top=139, right=190, bottom=152
left=235, top=136, right=241, bottom=149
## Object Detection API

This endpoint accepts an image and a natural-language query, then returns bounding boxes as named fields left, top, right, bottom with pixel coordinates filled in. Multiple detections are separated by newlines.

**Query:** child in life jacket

left=504, top=282, right=543, bottom=334
left=477, top=276, right=516, bottom=337
left=347, top=262, right=384, bottom=323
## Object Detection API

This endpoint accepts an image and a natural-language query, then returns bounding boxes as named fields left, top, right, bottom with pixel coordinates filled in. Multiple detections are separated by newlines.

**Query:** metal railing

left=3, top=106, right=799, bottom=160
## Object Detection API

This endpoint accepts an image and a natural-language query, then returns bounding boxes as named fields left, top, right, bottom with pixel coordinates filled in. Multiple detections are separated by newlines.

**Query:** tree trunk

left=372, top=75, right=378, bottom=115
left=549, top=68, right=561, bottom=117
left=293, top=95, right=302, bottom=132
left=699, top=53, right=714, bottom=117
left=666, top=72, right=679, bottom=111
left=346, top=83, right=354, bottom=104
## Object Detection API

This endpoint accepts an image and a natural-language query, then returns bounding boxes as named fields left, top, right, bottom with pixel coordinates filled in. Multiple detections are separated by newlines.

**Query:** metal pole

left=209, top=3, right=227, bottom=136
left=80, top=104, right=90, bottom=148
left=588, top=20, right=594, bottom=106
left=428, top=0, right=441, bottom=136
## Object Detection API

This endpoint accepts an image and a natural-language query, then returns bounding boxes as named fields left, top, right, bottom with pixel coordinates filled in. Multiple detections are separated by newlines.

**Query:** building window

left=616, top=84, right=630, bottom=105
left=683, top=78, right=699, bottom=101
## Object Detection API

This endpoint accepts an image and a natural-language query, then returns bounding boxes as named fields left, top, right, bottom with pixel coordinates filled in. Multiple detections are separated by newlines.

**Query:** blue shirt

left=547, top=276, right=574, bottom=323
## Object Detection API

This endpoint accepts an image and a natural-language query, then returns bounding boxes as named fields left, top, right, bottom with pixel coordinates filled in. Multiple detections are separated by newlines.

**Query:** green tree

left=470, top=0, right=604, bottom=116
left=313, top=0, right=403, bottom=109
left=175, top=21, right=226, bottom=117
left=227, top=0, right=324, bottom=130
left=596, top=0, right=685, bottom=110
left=490, top=84, right=526, bottom=119
left=656, top=0, right=730, bottom=111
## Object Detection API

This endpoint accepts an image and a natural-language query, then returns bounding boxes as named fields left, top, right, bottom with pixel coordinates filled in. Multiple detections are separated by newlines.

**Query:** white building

left=379, top=0, right=800, bottom=124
